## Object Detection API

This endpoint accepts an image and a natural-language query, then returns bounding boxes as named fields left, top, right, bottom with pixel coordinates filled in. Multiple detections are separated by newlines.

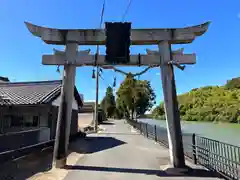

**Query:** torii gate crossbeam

left=24, top=21, right=210, bottom=171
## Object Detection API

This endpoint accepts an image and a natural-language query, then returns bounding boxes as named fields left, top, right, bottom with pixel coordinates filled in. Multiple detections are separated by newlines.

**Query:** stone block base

left=52, top=158, right=67, bottom=169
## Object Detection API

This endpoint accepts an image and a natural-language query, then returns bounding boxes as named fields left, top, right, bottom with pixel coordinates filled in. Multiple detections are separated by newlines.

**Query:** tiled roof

left=0, top=76, right=9, bottom=82
left=0, top=80, right=83, bottom=106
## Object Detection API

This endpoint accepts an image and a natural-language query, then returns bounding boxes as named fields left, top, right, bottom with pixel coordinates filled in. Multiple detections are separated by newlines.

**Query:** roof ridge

left=38, top=84, right=62, bottom=103
left=0, top=80, right=83, bottom=107
left=0, top=80, right=62, bottom=87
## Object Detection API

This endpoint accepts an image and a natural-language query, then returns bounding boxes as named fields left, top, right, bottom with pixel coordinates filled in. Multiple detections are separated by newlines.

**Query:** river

left=138, top=118, right=240, bottom=147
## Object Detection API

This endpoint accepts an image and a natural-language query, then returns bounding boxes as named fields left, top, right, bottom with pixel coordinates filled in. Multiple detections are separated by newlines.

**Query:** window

left=23, top=115, right=39, bottom=127
left=33, top=116, right=39, bottom=127
left=3, top=115, right=11, bottom=128
left=10, top=115, right=24, bottom=127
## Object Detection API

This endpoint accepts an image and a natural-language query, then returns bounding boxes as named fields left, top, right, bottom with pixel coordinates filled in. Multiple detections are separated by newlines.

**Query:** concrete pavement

left=64, top=119, right=223, bottom=180
left=78, top=113, right=94, bottom=130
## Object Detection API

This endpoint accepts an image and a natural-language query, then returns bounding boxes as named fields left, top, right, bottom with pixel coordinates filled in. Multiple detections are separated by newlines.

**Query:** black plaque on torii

left=105, top=22, right=131, bottom=64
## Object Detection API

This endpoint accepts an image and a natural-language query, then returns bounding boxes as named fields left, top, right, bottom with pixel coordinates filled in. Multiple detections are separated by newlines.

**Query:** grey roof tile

left=0, top=80, right=61, bottom=105
left=0, top=80, right=83, bottom=106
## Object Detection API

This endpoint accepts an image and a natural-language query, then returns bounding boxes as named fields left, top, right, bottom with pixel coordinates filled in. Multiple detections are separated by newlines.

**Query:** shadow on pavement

left=64, top=165, right=221, bottom=178
left=0, top=136, right=89, bottom=180
left=97, top=133, right=140, bottom=136
left=99, top=121, right=115, bottom=125
left=70, top=136, right=126, bottom=154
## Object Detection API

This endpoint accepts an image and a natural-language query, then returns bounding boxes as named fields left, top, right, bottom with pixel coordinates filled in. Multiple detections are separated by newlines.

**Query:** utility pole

left=94, top=66, right=99, bottom=131
left=94, top=0, right=105, bottom=132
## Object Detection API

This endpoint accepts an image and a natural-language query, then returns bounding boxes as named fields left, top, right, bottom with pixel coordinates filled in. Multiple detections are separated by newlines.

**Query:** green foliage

left=151, top=103, right=164, bottom=118
left=152, top=77, right=240, bottom=123
left=97, top=108, right=107, bottom=123
left=135, top=80, right=156, bottom=115
left=225, top=77, right=240, bottom=89
left=116, top=73, right=156, bottom=120
left=100, top=86, right=116, bottom=118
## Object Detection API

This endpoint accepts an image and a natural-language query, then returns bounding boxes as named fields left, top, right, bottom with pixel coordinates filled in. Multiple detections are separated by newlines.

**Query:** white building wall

left=0, top=80, right=8, bottom=83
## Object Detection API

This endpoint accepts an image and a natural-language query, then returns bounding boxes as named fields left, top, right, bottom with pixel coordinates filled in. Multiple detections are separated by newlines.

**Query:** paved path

left=64, top=120, right=223, bottom=180
left=78, top=113, right=93, bottom=129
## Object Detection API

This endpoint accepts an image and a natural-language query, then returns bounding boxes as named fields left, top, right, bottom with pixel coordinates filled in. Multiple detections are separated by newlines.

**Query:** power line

left=122, top=0, right=133, bottom=21
left=99, top=73, right=112, bottom=88
left=96, top=0, right=106, bottom=85
left=96, top=0, right=106, bottom=55
left=94, top=0, right=106, bottom=131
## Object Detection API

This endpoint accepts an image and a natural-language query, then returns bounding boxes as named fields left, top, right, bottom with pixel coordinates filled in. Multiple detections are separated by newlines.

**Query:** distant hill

left=151, top=77, right=240, bottom=123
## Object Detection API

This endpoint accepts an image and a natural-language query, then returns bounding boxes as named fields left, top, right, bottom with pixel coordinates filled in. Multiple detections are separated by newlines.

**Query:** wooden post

left=52, top=42, right=77, bottom=168
left=159, top=41, right=185, bottom=168
left=94, top=66, right=99, bottom=132
left=140, top=123, right=142, bottom=134
left=146, top=123, right=148, bottom=138
left=154, top=125, right=157, bottom=142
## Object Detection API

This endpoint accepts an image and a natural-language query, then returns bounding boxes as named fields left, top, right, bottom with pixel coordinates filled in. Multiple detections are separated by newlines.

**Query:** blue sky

left=0, top=0, right=240, bottom=106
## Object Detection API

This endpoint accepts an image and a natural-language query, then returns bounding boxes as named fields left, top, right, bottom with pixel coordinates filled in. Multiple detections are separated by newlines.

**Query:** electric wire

left=122, top=0, right=133, bottom=21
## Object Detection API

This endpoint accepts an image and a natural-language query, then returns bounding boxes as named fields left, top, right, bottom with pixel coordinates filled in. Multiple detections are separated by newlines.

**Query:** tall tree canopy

left=116, top=73, right=156, bottom=119
left=100, top=86, right=116, bottom=118
left=225, top=77, right=240, bottom=89
left=152, top=77, right=240, bottom=123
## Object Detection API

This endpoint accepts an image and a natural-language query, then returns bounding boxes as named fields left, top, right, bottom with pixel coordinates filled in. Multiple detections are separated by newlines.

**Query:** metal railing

left=195, top=136, right=240, bottom=180
left=127, top=119, right=240, bottom=180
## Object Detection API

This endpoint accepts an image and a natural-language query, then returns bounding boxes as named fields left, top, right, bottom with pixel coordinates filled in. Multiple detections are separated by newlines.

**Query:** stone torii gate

left=25, top=21, right=210, bottom=169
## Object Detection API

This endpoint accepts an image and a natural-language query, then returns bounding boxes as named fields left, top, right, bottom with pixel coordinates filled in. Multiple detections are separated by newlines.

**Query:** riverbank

left=138, top=118, right=240, bottom=146
left=140, top=116, right=240, bottom=127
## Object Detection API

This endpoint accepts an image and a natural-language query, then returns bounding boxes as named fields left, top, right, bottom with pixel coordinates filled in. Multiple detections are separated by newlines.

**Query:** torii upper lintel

left=24, top=21, right=210, bottom=45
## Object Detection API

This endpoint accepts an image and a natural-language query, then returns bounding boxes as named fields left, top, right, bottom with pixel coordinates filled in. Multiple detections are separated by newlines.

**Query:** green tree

left=116, top=73, right=156, bottom=120
left=152, top=103, right=165, bottom=118
left=135, top=80, right=156, bottom=115
left=225, top=77, right=240, bottom=89
left=152, top=76, right=240, bottom=124
left=114, top=99, right=126, bottom=119
left=100, top=86, right=116, bottom=118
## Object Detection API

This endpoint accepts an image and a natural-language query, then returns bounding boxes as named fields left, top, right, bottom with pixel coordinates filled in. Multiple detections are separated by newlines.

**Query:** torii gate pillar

left=53, top=42, right=78, bottom=168
left=159, top=41, right=185, bottom=168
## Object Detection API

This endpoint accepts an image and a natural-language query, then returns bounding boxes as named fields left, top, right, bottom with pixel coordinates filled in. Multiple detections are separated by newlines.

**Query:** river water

left=138, top=118, right=240, bottom=147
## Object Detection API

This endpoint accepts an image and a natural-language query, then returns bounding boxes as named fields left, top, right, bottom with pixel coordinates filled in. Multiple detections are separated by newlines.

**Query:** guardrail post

left=140, top=123, right=142, bottom=134
left=146, top=124, right=148, bottom=138
left=192, top=133, right=197, bottom=164
left=154, top=125, right=157, bottom=141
